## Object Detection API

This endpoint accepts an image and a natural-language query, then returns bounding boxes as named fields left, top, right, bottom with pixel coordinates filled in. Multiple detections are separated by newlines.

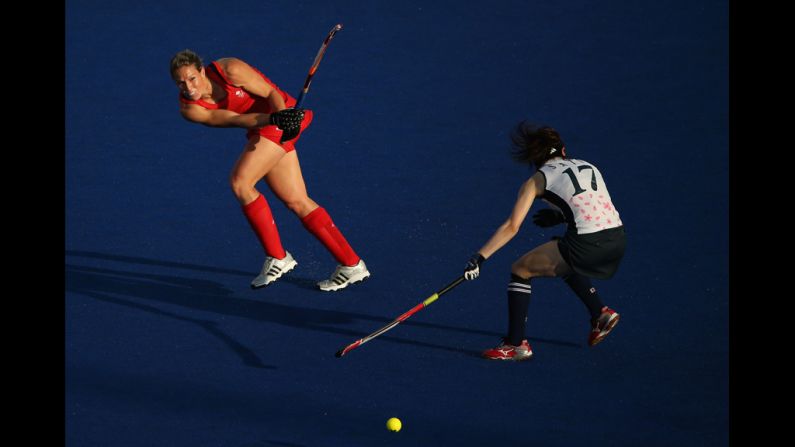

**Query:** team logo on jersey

left=235, top=90, right=244, bottom=98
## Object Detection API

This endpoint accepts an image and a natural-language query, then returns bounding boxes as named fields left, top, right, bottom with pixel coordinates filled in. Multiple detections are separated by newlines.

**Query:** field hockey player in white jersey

left=462, top=121, right=626, bottom=361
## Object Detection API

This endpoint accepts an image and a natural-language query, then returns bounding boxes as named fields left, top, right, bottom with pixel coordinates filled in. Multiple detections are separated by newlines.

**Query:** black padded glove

left=269, top=108, right=305, bottom=142
left=464, top=253, right=486, bottom=280
left=532, top=209, right=565, bottom=227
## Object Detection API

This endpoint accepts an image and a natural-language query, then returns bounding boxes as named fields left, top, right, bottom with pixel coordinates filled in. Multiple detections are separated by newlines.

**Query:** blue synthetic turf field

left=66, top=1, right=729, bottom=445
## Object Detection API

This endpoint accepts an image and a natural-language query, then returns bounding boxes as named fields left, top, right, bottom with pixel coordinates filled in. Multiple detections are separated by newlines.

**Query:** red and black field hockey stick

left=335, top=276, right=467, bottom=358
left=294, top=23, right=343, bottom=108
left=279, top=24, right=342, bottom=143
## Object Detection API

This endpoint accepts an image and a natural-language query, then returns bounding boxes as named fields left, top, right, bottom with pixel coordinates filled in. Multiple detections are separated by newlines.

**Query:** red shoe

left=482, top=338, right=533, bottom=361
left=589, top=306, right=620, bottom=346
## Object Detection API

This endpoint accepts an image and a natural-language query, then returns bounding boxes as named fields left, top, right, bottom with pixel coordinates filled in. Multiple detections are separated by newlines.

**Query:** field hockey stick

left=294, top=23, right=343, bottom=108
left=335, top=275, right=467, bottom=358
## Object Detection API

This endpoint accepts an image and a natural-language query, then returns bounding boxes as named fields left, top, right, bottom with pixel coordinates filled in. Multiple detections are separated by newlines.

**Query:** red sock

left=241, top=195, right=286, bottom=259
left=301, top=207, right=360, bottom=266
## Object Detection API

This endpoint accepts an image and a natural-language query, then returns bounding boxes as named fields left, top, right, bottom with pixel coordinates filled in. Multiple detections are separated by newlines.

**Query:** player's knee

left=510, top=266, right=532, bottom=280
left=229, top=174, right=254, bottom=199
left=510, top=261, right=531, bottom=279
left=511, top=260, right=554, bottom=279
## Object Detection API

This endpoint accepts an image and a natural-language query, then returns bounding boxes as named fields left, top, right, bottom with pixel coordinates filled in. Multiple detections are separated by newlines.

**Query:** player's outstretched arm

left=180, top=103, right=269, bottom=129
left=475, top=172, right=544, bottom=259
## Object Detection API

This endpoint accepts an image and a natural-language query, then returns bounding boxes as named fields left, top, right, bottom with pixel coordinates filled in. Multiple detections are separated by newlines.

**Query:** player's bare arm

left=477, top=172, right=545, bottom=259
left=179, top=103, right=269, bottom=129
left=217, top=58, right=287, bottom=111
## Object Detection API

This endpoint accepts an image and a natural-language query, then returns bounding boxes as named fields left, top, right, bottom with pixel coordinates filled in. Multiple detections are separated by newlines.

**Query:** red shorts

left=246, top=109, right=314, bottom=153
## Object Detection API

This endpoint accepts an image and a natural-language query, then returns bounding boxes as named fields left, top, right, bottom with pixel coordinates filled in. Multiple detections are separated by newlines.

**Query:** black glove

left=464, top=253, right=485, bottom=280
left=532, top=209, right=565, bottom=227
left=269, top=108, right=305, bottom=142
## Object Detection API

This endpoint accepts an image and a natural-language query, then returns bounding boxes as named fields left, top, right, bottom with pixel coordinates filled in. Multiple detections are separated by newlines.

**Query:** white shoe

left=251, top=251, right=297, bottom=289
left=317, top=259, right=370, bottom=291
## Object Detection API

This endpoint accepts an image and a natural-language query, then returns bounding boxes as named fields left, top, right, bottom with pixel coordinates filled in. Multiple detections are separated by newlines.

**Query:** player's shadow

left=66, top=250, right=580, bottom=362
left=65, top=249, right=320, bottom=291
left=77, top=289, right=276, bottom=369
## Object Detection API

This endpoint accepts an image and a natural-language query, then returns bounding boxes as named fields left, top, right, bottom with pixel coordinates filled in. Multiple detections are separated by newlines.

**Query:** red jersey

left=178, top=61, right=296, bottom=113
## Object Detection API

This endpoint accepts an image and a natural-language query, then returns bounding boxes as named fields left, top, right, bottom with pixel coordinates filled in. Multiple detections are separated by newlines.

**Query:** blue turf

left=66, top=1, right=729, bottom=445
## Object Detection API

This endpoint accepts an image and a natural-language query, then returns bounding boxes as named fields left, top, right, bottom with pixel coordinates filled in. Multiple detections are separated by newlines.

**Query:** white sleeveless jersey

left=537, top=158, right=622, bottom=235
